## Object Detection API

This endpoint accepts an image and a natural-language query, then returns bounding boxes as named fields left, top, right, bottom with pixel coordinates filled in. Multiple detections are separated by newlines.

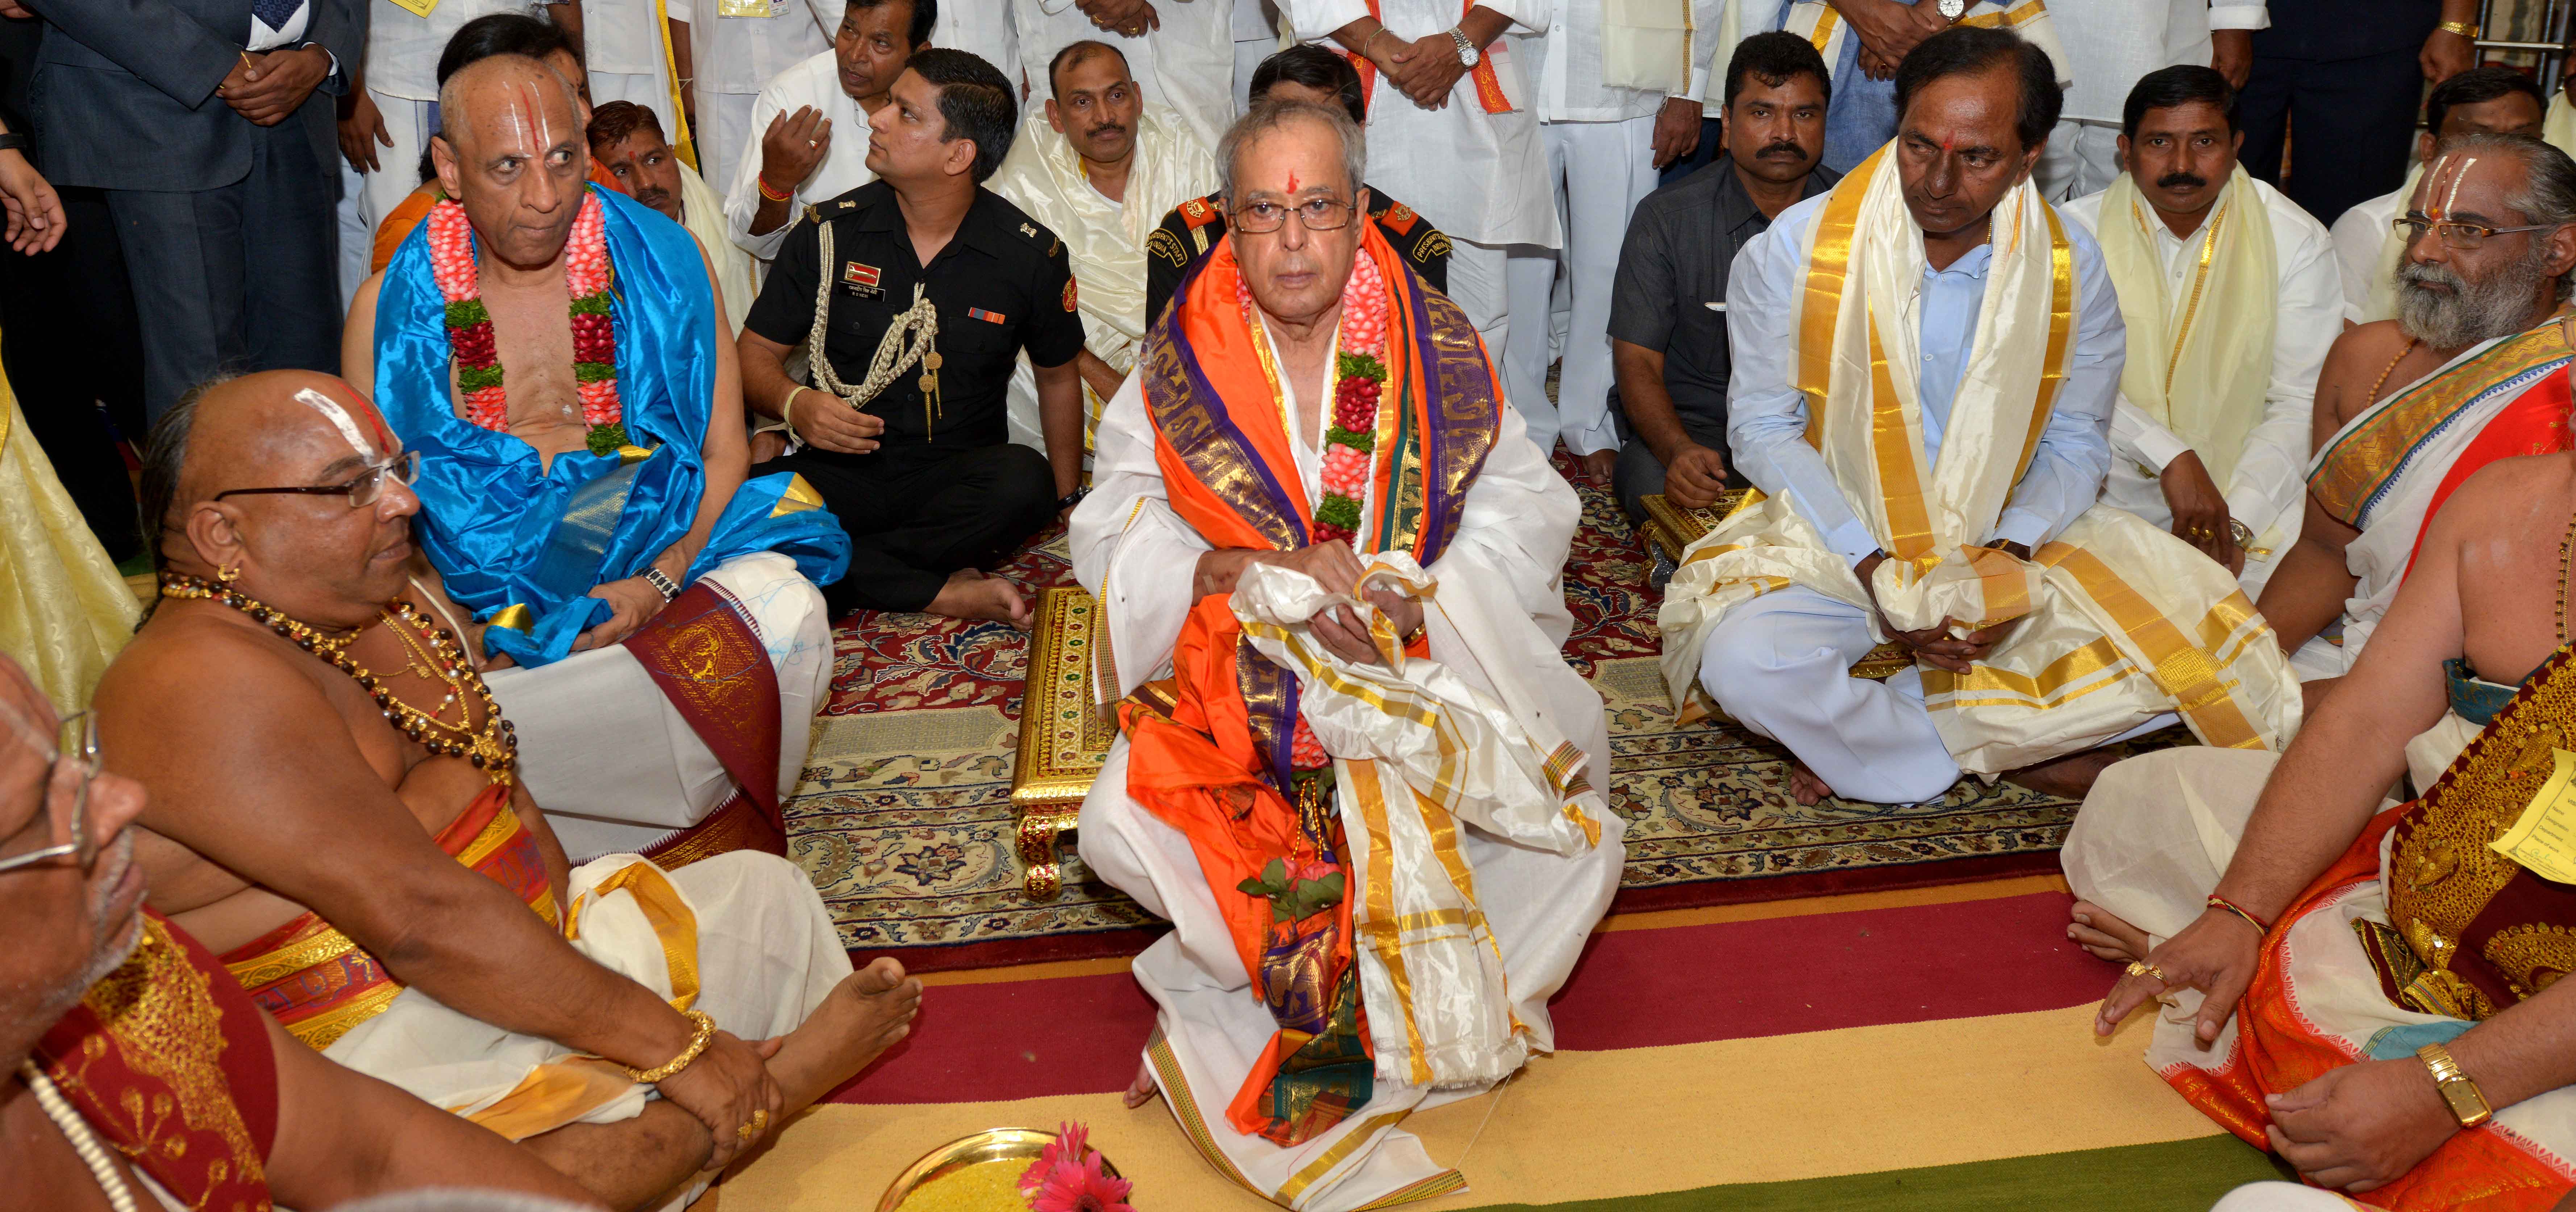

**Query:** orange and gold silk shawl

left=38, top=913, right=280, bottom=1212
left=221, top=784, right=557, bottom=1051
left=2164, top=648, right=2576, bottom=1208
left=1126, top=222, right=1502, bottom=1141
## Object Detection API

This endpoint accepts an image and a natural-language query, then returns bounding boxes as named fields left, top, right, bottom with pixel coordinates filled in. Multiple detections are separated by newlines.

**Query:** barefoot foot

left=1786, top=762, right=1833, bottom=806
left=764, top=957, right=926, bottom=1110
left=924, top=570, right=1032, bottom=630
left=2067, top=899, right=2152, bottom=964
left=2003, top=747, right=2122, bottom=800
left=1123, top=1058, right=1159, bottom=1110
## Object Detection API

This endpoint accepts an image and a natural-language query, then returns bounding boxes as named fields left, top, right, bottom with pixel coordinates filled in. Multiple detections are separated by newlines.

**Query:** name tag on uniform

left=387, top=0, right=438, bottom=17
left=717, top=0, right=781, bottom=17
left=841, top=261, right=882, bottom=299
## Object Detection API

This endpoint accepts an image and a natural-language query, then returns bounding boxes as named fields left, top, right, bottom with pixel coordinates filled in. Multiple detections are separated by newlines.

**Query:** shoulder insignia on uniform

left=1146, top=227, right=1190, bottom=267
left=1179, top=196, right=1222, bottom=229
left=1020, top=222, right=1040, bottom=238
left=1380, top=202, right=1419, bottom=235
left=804, top=203, right=825, bottom=226
left=1063, top=277, right=1080, bottom=312
left=1414, top=231, right=1452, bottom=263
left=1048, top=236, right=1062, bottom=257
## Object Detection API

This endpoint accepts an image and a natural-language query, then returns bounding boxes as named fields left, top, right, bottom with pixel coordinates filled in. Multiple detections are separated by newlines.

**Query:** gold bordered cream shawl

left=1783, top=0, right=2073, bottom=86
left=2095, top=166, right=2277, bottom=488
left=1655, top=146, right=2302, bottom=773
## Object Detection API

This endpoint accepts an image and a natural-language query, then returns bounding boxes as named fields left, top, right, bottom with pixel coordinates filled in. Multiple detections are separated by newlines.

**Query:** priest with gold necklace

left=2060, top=66, right=2342, bottom=598
left=1661, top=28, right=2301, bottom=809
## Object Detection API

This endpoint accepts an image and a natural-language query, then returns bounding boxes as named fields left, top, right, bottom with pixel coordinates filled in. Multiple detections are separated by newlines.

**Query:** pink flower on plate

left=1018, top=1122, right=1134, bottom=1212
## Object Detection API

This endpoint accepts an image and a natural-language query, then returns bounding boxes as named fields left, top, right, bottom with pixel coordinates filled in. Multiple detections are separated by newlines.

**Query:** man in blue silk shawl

left=344, top=53, right=847, bottom=862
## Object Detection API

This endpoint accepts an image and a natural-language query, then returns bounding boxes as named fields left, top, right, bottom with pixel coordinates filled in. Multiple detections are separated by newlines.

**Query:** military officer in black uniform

left=739, top=49, right=1087, bottom=627
left=1144, top=45, right=1451, bottom=324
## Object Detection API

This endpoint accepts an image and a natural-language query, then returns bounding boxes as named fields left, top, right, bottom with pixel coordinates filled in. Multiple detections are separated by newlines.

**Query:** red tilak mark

left=1285, top=171, right=1301, bottom=194
left=1942, top=136, right=1955, bottom=154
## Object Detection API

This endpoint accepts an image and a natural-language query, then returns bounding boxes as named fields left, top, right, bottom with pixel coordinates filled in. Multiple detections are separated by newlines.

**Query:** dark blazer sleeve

left=26, top=0, right=240, bottom=108
left=306, top=0, right=364, bottom=97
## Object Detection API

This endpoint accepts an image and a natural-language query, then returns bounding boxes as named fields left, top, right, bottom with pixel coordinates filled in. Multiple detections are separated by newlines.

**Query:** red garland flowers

left=429, top=188, right=628, bottom=455
left=1311, top=249, right=1390, bottom=545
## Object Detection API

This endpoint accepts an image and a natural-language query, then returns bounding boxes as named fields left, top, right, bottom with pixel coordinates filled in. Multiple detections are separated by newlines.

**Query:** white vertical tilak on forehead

left=293, top=387, right=378, bottom=462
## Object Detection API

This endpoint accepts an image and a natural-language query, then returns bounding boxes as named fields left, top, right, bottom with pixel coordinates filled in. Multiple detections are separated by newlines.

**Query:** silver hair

left=2426, top=130, right=2576, bottom=300
left=1216, top=97, right=1368, bottom=208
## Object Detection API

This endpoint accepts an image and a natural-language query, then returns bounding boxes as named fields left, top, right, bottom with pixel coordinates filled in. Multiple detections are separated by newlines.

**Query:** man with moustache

left=739, top=51, right=1088, bottom=626
left=99, top=371, right=925, bottom=1208
left=1605, top=31, right=1838, bottom=523
left=592, top=101, right=757, bottom=338
left=2250, top=134, right=2576, bottom=692
left=2331, top=67, right=2546, bottom=325
left=0, top=651, right=607, bottom=1212
left=2061, top=66, right=2341, bottom=597
left=1660, top=28, right=2300, bottom=808
left=1144, top=45, right=1453, bottom=323
left=989, top=41, right=1217, bottom=458
left=726, top=0, right=929, bottom=263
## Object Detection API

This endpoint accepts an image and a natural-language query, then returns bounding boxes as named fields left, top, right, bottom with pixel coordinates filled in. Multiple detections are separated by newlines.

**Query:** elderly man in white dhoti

left=990, top=39, right=1218, bottom=460
left=2255, top=136, right=2576, bottom=695
left=1068, top=96, right=1622, bottom=1212
left=1661, top=28, right=2302, bottom=809
left=2060, top=66, right=2342, bottom=599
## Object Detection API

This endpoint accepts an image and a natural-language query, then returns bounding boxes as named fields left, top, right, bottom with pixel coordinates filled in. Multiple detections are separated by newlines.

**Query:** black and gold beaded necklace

left=160, top=573, right=518, bottom=785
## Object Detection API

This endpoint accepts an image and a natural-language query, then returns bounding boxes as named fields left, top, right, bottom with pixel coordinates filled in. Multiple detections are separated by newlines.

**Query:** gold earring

left=217, top=563, right=241, bottom=585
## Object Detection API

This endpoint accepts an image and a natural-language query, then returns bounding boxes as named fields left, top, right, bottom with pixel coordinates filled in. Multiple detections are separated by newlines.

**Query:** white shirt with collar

left=1280, top=0, right=1556, bottom=248
left=669, top=0, right=839, bottom=96
left=722, top=49, right=880, bottom=263
left=934, top=0, right=1019, bottom=77
left=2061, top=174, right=2339, bottom=560
left=1516, top=0, right=1720, bottom=124
left=363, top=0, right=533, bottom=101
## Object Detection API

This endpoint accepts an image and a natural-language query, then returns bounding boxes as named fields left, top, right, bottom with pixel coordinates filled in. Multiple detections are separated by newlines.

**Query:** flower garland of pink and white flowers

left=1311, top=248, right=1389, bottom=546
left=428, top=188, right=628, bottom=455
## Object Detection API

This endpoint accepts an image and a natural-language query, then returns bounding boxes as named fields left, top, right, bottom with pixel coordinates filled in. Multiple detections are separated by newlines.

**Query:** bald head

left=141, top=371, right=418, bottom=630
left=433, top=55, right=591, bottom=269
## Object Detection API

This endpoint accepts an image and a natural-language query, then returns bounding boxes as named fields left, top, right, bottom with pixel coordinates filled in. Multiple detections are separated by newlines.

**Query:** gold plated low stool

left=1012, top=586, right=1115, bottom=899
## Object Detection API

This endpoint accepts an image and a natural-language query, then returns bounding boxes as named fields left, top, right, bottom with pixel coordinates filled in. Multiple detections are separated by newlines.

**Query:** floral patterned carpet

left=784, top=461, right=2095, bottom=971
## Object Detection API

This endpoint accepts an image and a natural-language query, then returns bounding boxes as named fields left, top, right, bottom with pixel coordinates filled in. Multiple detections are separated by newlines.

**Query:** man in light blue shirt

left=1689, top=29, right=2140, bottom=807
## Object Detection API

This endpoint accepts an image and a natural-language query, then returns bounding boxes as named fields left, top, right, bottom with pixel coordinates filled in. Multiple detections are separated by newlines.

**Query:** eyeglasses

left=0, top=711, right=101, bottom=876
left=2392, top=216, right=2565, bottom=251
left=215, top=449, right=420, bottom=510
left=1233, top=196, right=1359, bottom=234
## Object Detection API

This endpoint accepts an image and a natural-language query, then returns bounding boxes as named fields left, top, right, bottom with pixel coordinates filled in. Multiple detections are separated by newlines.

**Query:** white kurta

left=933, top=0, right=1020, bottom=76
left=2331, top=178, right=2409, bottom=325
left=674, top=0, right=841, bottom=193
left=988, top=107, right=1220, bottom=454
left=1068, top=346, right=1622, bottom=1211
left=474, top=552, right=831, bottom=863
left=721, top=49, right=882, bottom=264
left=2061, top=175, right=2339, bottom=597
left=2035, top=0, right=2270, bottom=199
left=676, top=162, right=757, bottom=337
left=1011, top=0, right=1237, bottom=153
left=585, top=0, right=690, bottom=151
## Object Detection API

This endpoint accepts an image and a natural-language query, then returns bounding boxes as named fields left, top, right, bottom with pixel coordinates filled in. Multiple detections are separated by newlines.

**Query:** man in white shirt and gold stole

left=990, top=40, right=1219, bottom=457
left=720, top=0, right=923, bottom=263
left=2060, top=66, right=2339, bottom=598
left=1011, top=0, right=1237, bottom=153
left=1071, top=97, right=1619, bottom=1211
left=1661, top=29, right=2300, bottom=807
left=1501, top=0, right=1719, bottom=465
left=676, top=0, right=839, bottom=194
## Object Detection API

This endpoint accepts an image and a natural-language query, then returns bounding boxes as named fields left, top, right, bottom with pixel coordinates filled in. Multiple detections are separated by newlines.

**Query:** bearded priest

left=1659, top=27, right=2302, bottom=809
left=343, top=52, right=849, bottom=864
left=1068, top=97, right=1623, bottom=1212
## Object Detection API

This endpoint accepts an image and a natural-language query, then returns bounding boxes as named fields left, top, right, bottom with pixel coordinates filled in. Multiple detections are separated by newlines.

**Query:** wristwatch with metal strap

left=2417, top=1043, right=2493, bottom=1129
left=1448, top=27, right=1480, bottom=68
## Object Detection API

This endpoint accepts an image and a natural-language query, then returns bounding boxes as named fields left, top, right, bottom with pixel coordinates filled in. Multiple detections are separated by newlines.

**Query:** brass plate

left=877, top=1126, right=1122, bottom=1212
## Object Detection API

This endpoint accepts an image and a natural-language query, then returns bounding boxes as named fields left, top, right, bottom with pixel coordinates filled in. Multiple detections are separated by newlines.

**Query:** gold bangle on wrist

left=626, top=1009, right=718, bottom=1084
left=2438, top=20, right=2480, bottom=38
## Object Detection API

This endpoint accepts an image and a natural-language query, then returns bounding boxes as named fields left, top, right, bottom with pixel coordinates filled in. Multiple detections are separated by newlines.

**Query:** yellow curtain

left=0, top=369, right=140, bottom=713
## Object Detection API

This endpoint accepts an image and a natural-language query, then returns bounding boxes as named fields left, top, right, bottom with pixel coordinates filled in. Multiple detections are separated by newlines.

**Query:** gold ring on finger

left=752, top=1109, right=770, bottom=1131
left=737, top=1121, right=757, bottom=1142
